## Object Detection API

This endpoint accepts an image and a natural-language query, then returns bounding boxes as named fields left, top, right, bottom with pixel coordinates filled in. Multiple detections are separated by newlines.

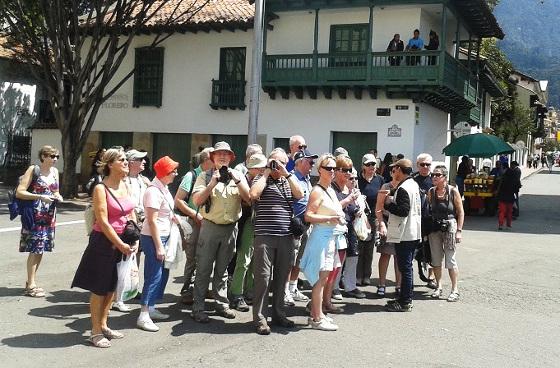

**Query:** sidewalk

left=0, top=184, right=89, bottom=210
left=520, top=165, right=543, bottom=180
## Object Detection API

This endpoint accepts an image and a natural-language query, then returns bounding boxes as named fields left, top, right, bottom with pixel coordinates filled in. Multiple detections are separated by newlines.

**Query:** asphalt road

left=0, top=168, right=559, bottom=368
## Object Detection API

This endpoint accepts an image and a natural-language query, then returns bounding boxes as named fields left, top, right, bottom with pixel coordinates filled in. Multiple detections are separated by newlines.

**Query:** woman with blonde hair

left=300, top=154, right=347, bottom=331
left=72, top=148, right=139, bottom=348
left=17, top=145, right=63, bottom=297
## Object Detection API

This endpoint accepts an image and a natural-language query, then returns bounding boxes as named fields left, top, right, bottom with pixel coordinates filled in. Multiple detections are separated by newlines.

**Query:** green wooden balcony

left=262, top=50, right=477, bottom=112
left=210, top=79, right=246, bottom=110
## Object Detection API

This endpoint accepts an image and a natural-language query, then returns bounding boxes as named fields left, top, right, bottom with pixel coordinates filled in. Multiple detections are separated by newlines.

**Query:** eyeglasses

left=116, top=157, right=127, bottom=162
left=363, top=162, right=376, bottom=167
left=169, top=169, right=178, bottom=175
left=349, top=177, right=357, bottom=181
left=298, top=144, right=307, bottom=150
left=339, top=167, right=353, bottom=173
left=49, top=154, right=60, bottom=159
left=418, top=162, right=431, bottom=168
left=431, top=173, right=444, bottom=178
left=321, top=166, right=337, bottom=172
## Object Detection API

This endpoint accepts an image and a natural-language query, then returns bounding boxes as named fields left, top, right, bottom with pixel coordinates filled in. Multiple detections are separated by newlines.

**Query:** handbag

left=274, top=181, right=306, bottom=237
left=103, top=184, right=141, bottom=245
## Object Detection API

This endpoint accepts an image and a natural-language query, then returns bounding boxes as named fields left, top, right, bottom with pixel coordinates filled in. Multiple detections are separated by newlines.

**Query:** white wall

left=414, top=103, right=449, bottom=162
left=30, top=129, right=81, bottom=172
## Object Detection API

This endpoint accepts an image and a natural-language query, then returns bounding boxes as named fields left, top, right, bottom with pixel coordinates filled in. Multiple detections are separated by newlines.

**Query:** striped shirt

left=253, top=175, right=293, bottom=236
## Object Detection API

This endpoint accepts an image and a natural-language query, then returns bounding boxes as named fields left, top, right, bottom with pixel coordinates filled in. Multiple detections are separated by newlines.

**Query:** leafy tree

left=0, top=0, right=210, bottom=196
left=494, top=102, right=536, bottom=143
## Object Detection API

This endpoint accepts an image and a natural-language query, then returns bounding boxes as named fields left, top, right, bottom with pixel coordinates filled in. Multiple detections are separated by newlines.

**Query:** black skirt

left=71, top=230, right=123, bottom=296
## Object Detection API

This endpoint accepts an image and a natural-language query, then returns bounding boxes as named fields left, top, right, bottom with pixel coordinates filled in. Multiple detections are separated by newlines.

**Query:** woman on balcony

left=425, top=30, right=440, bottom=66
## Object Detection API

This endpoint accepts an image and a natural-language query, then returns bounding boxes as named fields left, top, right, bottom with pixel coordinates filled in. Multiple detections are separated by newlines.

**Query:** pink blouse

left=92, top=187, right=135, bottom=234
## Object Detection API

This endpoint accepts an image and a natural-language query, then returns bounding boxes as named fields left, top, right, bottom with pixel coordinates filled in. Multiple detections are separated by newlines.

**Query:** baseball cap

left=126, top=149, right=148, bottom=161
left=294, top=148, right=318, bottom=162
left=334, top=147, right=349, bottom=157
left=362, top=154, right=377, bottom=165
left=246, top=153, right=267, bottom=169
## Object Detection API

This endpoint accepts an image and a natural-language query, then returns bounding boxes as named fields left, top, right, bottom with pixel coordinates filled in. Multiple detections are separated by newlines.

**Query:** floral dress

left=19, top=169, right=58, bottom=253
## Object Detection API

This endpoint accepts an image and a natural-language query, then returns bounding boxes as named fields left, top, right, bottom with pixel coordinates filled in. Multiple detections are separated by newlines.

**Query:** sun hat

left=153, top=156, right=179, bottom=179
left=246, top=153, right=267, bottom=169
left=210, top=141, right=236, bottom=161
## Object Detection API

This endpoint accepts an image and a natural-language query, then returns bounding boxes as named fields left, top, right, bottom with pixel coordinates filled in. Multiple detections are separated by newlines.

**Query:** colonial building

left=30, top=0, right=505, bottom=178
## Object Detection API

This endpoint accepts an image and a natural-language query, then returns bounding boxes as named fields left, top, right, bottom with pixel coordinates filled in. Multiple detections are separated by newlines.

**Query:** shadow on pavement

left=1, top=332, right=86, bottom=349
left=0, top=286, right=25, bottom=297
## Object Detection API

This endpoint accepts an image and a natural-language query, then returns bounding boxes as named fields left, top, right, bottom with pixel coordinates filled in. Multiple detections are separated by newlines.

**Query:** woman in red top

left=72, top=148, right=138, bottom=348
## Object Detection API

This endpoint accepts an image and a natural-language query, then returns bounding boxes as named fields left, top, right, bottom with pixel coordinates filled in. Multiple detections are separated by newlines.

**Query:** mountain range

left=494, top=0, right=560, bottom=108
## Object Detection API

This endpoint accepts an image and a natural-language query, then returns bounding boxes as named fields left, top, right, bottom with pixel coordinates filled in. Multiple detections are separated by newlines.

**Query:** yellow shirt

left=193, top=171, right=242, bottom=225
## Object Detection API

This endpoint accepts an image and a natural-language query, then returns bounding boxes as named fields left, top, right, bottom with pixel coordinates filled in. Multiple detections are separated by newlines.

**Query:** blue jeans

left=395, top=240, right=419, bottom=305
left=140, top=234, right=170, bottom=307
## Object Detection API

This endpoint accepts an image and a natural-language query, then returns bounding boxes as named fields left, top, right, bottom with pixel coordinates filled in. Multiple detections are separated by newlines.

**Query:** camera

left=270, top=160, right=278, bottom=171
left=433, top=219, right=449, bottom=232
left=218, top=165, right=231, bottom=183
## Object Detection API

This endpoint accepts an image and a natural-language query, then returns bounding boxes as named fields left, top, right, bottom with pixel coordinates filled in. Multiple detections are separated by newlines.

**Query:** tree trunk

left=60, top=131, right=80, bottom=198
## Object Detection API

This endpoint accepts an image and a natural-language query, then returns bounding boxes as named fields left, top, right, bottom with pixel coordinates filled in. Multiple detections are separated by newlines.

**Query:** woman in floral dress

left=16, top=145, right=63, bottom=297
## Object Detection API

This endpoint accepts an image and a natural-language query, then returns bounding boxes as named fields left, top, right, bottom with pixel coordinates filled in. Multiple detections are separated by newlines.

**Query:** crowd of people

left=17, top=140, right=465, bottom=347
left=386, top=29, right=439, bottom=66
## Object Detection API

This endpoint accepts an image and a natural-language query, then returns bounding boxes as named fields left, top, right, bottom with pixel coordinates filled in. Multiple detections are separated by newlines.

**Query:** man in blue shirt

left=286, top=135, right=306, bottom=172
left=406, top=29, right=424, bottom=66
left=286, top=148, right=317, bottom=306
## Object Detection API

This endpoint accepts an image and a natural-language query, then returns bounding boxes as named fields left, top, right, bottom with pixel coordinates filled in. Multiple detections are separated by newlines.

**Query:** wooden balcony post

left=313, top=9, right=319, bottom=81
left=366, top=5, right=373, bottom=81
left=439, top=4, right=447, bottom=83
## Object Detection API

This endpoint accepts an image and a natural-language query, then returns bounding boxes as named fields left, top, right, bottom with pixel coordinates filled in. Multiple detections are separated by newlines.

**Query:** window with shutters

left=211, top=47, right=247, bottom=110
left=329, top=24, right=369, bottom=67
left=133, top=47, right=164, bottom=107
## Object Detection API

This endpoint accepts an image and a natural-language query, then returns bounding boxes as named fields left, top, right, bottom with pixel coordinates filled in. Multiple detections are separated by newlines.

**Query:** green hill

left=494, top=0, right=560, bottom=107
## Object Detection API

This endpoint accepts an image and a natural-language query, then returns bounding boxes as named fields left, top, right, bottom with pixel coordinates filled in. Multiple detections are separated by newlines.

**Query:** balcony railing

left=263, top=50, right=478, bottom=107
left=210, top=79, right=246, bottom=110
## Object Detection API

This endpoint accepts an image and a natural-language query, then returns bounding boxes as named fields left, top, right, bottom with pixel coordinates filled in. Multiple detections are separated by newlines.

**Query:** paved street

left=0, top=168, right=559, bottom=368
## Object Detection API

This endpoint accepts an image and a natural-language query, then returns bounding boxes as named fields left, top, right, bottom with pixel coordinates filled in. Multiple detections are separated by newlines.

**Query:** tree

left=494, top=102, right=536, bottom=143
left=0, top=0, right=210, bottom=196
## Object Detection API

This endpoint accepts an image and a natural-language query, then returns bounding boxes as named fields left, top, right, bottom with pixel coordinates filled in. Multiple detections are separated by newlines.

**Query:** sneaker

left=331, top=289, right=343, bottom=301
left=256, top=321, right=271, bottom=335
left=447, top=291, right=460, bottom=302
left=284, top=292, right=295, bottom=307
left=112, top=301, right=132, bottom=312
left=362, top=278, right=371, bottom=286
left=291, top=288, right=309, bottom=302
left=385, top=301, right=413, bottom=312
left=180, top=290, right=194, bottom=305
left=231, top=297, right=250, bottom=312
left=345, top=288, right=366, bottom=299
left=216, top=308, right=236, bottom=319
left=309, top=317, right=338, bottom=331
left=149, top=309, right=169, bottom=320
left=137, top=318, right=159, bottom=332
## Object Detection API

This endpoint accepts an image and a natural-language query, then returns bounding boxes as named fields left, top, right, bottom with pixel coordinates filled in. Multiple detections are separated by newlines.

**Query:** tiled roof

left=0, top=36, right=17, bottom=60
left=95, top=0, right=255, bottom=32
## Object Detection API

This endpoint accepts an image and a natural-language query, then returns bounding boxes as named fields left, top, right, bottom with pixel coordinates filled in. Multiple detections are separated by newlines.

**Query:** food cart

left=462, top=173, right=497, bottom=216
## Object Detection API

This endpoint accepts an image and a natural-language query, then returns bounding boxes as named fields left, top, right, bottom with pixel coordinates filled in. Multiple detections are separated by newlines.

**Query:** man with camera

left=175, top=147, right=214, bottom=305
left=190, top=142, right=250, bottom=323
left=250, top=148, right=303, bottom=335
left=381, top=159, right=422, bottom=312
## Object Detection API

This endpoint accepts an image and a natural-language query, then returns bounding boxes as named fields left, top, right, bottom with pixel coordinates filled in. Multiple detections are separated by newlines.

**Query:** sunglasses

left=363, top=162, right=376, bottom=167
left=339, top=167, right=353, bottom=173
left=349, top=177, right=357, bottom=181
left=431, top=173, right=444, bottom=178
left=419, top=163, right=431, bottom=167
left=299, top=144, right=308, bottom=150
left=49, top=154, right=60, bottom=159
left=116, top=157, right=128, bottom=162
left=321, top=166, right=337, bottom=172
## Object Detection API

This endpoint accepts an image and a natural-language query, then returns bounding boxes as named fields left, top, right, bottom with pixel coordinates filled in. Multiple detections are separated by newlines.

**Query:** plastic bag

left=165, top=223, right=184, bottom=269
left=84, top=204, right=95, bottom=235
left=353, top=212, right=371, bottom=241
left=116, top=254, right=139, bottom=301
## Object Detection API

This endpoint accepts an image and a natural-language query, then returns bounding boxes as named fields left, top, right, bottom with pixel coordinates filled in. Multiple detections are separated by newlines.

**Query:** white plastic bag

left=116, top=254, right=139, bottom=301
left=353, top=212, right=371, bottom=241
left=165, top=223, right=183, bottom=269
left=84, top=204, right=95, bottom=235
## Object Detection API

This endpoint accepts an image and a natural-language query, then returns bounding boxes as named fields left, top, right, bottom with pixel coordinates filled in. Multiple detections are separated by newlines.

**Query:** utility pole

left=247, top=0, right=265, bottom=144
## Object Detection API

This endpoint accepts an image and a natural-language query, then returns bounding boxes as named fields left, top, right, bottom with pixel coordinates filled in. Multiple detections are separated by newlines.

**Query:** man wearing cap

left=286, top=135, right=306, bottom=172
left=113, top=149, right=151, bottom=312
left=175, top=147, right=214, bottom=305
left=230, top=153, right=267, bottom=312
left=190, top=142, right=250, bottom=323
left=381, top=159, right=421, bottom=312
left=250, top=148, right=303, bottom=335
left=357, top=153, right=384, bottom=286
left=286, top=148, right=318, bottom=305
left=334, top=147, right=349, bottom=157
left=234, top=144, right=263, bottom=176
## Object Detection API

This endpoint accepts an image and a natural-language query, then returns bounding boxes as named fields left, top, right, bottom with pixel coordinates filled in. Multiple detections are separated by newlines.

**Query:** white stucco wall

left=414, top=103, right=449, bottom=162
left=30, top=129, right=81, bottom=171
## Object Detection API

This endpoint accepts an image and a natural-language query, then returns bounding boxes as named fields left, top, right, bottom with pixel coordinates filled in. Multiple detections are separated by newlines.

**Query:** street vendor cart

left=463, top=173, right=498, bottom=215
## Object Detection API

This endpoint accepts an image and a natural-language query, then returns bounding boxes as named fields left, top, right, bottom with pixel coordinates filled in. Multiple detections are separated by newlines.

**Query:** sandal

left=447, top=291, right=460, bottom=302
left=102, top=328, right=124, bottom=339
left=322, top=304, right=344, bottom=314
left=24, top=286, right=46, bottom=298
left=376, top=286, right=386, bottom=297
left=431, top=288, right=443, bottom=299
left=88, top=334, right=111, bottom=348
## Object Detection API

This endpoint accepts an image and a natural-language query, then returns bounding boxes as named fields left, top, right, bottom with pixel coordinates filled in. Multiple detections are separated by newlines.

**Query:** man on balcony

left=387, top=34, right=404, bottom=66
left=405, top=29, right=424, bottom=66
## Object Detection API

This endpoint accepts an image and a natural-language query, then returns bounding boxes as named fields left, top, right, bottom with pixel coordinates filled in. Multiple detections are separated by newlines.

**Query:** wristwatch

left=286, top=173, right=293, bottom=179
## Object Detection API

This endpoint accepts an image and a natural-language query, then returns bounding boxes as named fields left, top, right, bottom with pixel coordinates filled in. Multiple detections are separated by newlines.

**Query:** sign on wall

left=388, top=124, right=402, bottom=137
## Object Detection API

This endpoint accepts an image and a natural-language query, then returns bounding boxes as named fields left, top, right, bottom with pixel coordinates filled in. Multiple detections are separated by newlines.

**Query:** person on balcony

left=405, top=29, right=424, bottom=66
left=386, top=34, right=404, bottom=66
left=424, top=30, right=439, bottom=65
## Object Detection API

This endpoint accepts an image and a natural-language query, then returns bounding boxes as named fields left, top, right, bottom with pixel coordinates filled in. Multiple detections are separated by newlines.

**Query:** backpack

left=8, top=165, right=40, bottom=221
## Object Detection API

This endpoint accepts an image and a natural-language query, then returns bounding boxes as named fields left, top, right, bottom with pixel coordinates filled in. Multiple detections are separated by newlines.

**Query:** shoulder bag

left=103, top=183, right=141, bottom=245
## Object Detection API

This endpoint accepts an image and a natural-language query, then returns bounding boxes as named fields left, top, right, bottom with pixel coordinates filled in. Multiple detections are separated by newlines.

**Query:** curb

left=521, top=168, right=543, bottom=181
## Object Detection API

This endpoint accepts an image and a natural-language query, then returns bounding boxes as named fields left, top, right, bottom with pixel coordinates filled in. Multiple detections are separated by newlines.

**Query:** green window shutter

left=329, top=24, right=369, bottom=53
left=332, top=131, right=377, bottom=170
left=219, top=47, right=246, bottom=81
left=133, top=47, right=164, bottom=107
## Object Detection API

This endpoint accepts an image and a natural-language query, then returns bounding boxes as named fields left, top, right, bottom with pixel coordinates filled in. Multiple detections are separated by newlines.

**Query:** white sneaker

left=284, top=292, right=295, bottom=307
left=113, top=301, right=132, bottom=312
left=291, top=288, right=309, bottom=302
left=137, top=318, right=159, bottom=332
left=309, top=317, right=338, bottom=331
left=149, top=309, right=169, bottom=320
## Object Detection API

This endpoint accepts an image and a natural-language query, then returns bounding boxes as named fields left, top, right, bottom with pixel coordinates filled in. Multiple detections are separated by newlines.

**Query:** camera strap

left=274, top=179, right=295, bottom=217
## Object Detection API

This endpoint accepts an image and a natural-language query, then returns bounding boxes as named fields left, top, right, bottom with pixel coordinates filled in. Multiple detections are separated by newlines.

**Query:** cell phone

left=270, top=160, right=278, bottom=170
